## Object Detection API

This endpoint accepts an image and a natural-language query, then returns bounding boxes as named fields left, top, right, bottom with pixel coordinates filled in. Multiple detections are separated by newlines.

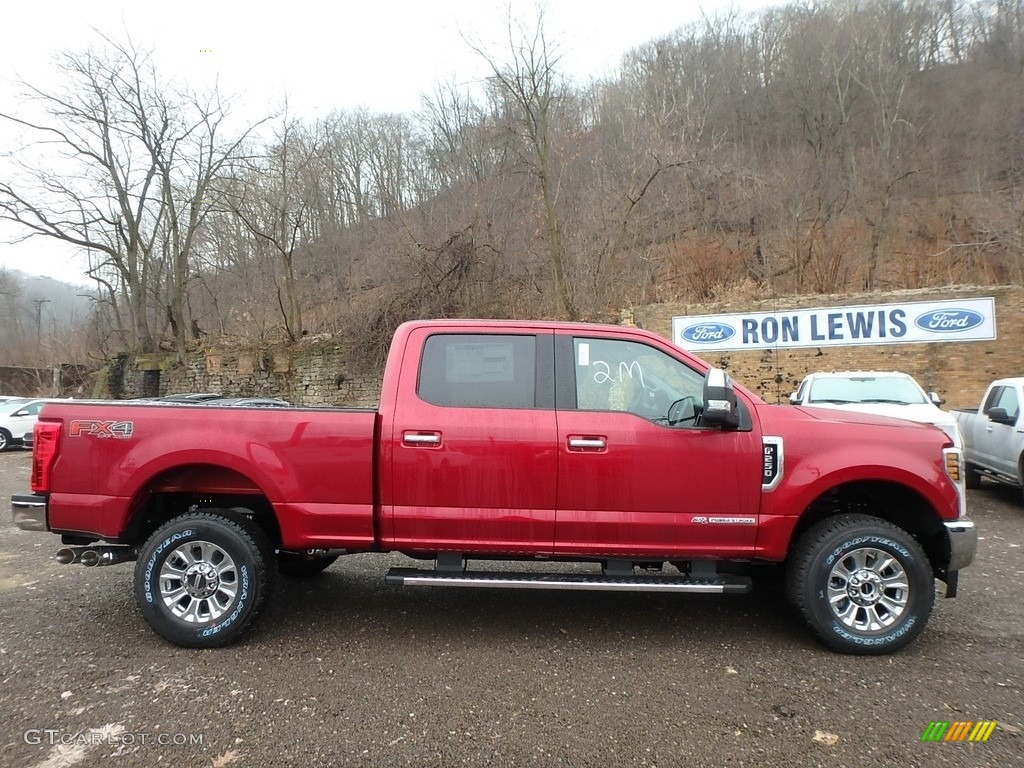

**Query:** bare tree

left=156, top=90, right=267, bottom=360
left=222, top=110, right=328, bottom=341
left=0, top=40, right=167, bottom=351
left=843, top=1, right=930, bottom=289
left=0, top=34, right=264, bottom=357
left=471, top=9, right=578, bottom=318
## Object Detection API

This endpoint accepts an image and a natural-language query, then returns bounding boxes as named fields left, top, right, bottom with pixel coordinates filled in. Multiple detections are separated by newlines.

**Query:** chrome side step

left=384, top=568, right=751, bottom=594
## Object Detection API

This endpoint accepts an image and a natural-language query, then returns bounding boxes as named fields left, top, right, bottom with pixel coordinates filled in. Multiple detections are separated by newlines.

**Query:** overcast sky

left=0, top=0, right=779, bottom=286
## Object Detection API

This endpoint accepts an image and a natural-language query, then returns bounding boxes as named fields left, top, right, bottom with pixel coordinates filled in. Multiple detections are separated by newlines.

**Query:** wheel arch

left=120, top=463, right=281, bottom=548
left=788, top=480, right=951, bottom=577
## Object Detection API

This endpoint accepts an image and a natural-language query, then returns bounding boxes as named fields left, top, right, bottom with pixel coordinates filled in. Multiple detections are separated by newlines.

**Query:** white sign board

left=672, top=297, right=997, bottom=352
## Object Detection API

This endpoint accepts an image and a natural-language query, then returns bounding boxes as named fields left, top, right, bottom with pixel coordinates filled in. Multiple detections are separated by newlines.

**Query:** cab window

left=418, top=334, right=537, bottom=408
left=572, top=338, right=705, bottom=425
left=990, top=386, right=1020, bottom=422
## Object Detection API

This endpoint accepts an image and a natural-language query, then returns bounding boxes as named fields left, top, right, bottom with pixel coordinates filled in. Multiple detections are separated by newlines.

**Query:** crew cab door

left=975, top=383, right=1022, bottom=478
left=384, top=329, right=557, bottom=554
left=553, top=333, right=762, bottom=559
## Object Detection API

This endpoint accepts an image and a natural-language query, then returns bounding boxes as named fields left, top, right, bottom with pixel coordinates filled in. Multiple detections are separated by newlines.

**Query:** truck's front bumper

left=945, top=518, right=977, bottom=572
left=12, top=493, right=47, bottom=532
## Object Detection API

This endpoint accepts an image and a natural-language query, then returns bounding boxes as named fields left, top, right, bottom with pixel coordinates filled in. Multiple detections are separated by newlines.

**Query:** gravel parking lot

left=0, top=449, right=1021, bottom=768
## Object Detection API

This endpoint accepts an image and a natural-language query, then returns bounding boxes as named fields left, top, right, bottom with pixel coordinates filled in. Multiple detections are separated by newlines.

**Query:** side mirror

left=702, top=367, right=740, bottom=430
left=789, top=392, right=801, bottom=405
left=929, top=391, right=944, bottom=406
left=987, top=407, right=1016, bottom=426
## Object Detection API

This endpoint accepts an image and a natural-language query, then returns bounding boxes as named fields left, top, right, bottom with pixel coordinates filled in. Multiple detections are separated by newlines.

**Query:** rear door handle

left=568, top=436, right=606, bottom=450
left=403, top=431, right=442, bottom=446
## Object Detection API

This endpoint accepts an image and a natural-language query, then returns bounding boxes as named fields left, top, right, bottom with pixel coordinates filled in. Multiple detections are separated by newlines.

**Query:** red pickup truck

left=12, top=320, right=976, bottom=654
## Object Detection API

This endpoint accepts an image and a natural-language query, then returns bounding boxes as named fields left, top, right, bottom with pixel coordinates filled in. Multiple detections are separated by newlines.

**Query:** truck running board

left=384, top=568, right=752, bottom=594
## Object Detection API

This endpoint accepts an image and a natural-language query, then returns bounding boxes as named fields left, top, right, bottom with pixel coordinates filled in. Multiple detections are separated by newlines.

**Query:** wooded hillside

left=1, top=0, right=1021, bottom=367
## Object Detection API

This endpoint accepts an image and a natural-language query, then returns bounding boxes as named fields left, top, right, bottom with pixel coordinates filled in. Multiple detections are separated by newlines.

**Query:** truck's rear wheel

left=786, top=514, right=933, bottom=655
left=134, top=511, right=275, bottom=648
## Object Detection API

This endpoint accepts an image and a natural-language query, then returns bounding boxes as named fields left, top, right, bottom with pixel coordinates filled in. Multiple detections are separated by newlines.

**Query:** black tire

left=277, top=552, right=339, bottom=577
left=134, top=510, right=276, bottom=648
left=786, top=514, right=934, bottom=655
left=0, top=428, right=11, bottom=452
left=965, top=464, right=982, bottom=490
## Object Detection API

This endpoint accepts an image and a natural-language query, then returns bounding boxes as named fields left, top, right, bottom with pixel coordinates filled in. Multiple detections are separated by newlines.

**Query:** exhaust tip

left=55, top=548, right=78, bottom=565
left=80, top=550, right=99, bottom=567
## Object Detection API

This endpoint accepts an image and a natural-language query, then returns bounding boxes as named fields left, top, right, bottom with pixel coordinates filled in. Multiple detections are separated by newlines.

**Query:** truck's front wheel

left=786, top=514, right=934, bottom=655
left=134, top=511, right=275, bottom=648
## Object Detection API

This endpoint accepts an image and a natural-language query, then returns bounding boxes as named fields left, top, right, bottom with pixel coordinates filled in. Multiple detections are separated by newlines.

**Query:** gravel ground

left=0, top=450, right=1020, bottom=768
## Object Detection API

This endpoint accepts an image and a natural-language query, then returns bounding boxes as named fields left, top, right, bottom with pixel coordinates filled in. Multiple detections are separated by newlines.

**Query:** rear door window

left=417, top=334, right=538, bottom=408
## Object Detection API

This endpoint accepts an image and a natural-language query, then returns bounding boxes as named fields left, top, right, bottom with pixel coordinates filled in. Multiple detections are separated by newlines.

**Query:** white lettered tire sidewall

left=788, top=514, right=934, bottom=655
left=134, top=512, right=274, bottom=648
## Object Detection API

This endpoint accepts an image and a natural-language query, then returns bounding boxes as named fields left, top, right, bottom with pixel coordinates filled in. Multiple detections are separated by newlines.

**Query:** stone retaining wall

left=109, top=342, right=381, bottom=407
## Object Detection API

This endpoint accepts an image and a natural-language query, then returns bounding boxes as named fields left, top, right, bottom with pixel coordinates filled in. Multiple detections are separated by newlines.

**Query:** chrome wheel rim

left=827, top=547, right=909, bottom=632
left=159, top=540, right=239, bottom=623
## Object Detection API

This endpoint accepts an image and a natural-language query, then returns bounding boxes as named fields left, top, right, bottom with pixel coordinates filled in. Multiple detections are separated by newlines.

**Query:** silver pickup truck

left=953, top=378, right=1024, bottom=502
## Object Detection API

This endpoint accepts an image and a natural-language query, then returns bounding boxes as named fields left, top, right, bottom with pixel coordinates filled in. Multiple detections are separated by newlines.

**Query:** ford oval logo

left=681, top=322, right=736, bottom=344
left=914, top=309, right=984, bottom=333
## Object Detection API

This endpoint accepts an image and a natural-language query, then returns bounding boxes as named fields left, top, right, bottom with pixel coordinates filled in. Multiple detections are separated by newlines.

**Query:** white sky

left=0, top=0, right=779, bottom=286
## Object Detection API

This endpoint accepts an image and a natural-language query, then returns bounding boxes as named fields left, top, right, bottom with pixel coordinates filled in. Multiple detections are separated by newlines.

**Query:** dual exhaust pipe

left=55, top=546, right=138, bottom=567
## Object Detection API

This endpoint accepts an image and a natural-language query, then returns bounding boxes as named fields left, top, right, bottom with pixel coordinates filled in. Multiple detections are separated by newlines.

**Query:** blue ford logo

left=914, top=308, right=984, bottom=333
left=681, top=322, right=736, bottom=343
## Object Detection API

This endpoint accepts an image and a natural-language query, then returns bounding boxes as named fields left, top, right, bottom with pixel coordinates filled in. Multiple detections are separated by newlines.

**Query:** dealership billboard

left=672, top=297, right=996, bottom=352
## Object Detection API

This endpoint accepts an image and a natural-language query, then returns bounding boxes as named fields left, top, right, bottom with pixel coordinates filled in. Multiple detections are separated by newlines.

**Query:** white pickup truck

left=789, top=371, right=963, bottom=448
left=953, top=378, right=1024, bottom=501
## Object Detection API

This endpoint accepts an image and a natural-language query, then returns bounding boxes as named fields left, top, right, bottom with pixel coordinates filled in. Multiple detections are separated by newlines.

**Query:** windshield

left=807, top=375, right=928, bottom=405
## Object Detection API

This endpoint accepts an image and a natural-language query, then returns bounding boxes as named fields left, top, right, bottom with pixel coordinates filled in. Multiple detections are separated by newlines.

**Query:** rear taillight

left=31, top=422, right=61, bottom=493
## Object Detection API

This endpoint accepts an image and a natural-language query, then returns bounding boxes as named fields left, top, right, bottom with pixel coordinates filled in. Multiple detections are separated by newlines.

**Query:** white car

left=0, top=398, right=48, bottom=452
left=790, top=371, right=964, bottom=448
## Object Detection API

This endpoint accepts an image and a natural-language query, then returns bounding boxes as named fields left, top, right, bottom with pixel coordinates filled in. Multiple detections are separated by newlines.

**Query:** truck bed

left=40, top=400, right=379, bottom=549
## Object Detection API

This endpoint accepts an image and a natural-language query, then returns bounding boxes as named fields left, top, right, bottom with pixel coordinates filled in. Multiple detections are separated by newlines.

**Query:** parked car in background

left=952, top=378, right=1024, bottom=501
left=0, top=399, right=48, bottom=451
left=790, top=371, right=963, bottom=448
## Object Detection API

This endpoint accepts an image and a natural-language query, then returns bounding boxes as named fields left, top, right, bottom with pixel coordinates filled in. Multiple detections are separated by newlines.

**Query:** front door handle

left=403, top=431, right=442, bottom=446
left=568, top=437, right=606, bottom=450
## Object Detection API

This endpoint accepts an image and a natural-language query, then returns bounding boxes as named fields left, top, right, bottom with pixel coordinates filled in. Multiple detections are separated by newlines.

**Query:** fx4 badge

left=69, top=419, right=134, bottom=439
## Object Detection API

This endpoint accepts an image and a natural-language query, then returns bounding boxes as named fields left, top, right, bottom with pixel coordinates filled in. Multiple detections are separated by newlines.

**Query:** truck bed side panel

left=41, top=402, right=377, bottom=548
